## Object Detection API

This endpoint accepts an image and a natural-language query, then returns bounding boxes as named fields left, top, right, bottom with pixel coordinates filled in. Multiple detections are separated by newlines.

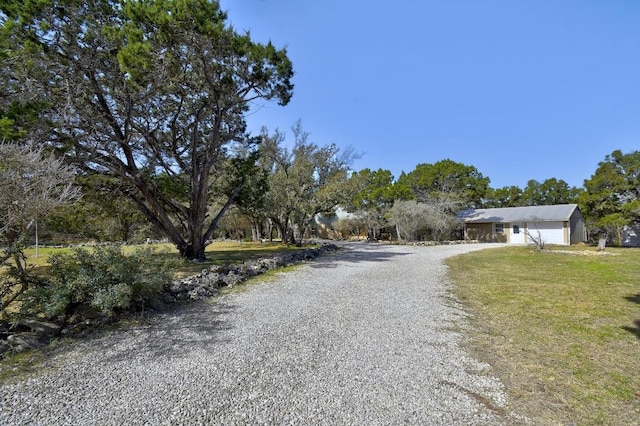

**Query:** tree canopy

left=1, top=0, right=293, bottom=259
left=580, top=150, right=640, bottom=243
left=349, top=168, right=395, bottom=240
left=521, top=178, right=582, bottom=206
left=260, top=122, right=356, bottom=245
left=485, top=178, right=582, bottom=208
left=395, top=159, right=490, bottom=208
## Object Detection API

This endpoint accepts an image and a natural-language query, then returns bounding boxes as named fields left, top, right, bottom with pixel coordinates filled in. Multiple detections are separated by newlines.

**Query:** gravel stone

left=0, top=242, right=525, bottom=425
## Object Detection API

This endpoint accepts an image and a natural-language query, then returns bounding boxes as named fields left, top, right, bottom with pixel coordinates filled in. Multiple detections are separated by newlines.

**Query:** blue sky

left=220, top=0, right=640, bottom=189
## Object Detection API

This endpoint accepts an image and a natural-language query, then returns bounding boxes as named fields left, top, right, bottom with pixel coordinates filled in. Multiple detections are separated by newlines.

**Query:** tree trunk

left=177, top=180, right=245, bottom=261
left=271, top=219, right=284, bottom=243
left=182, top=240, right=207, bottom=261
left=121, top=220, right=132, bottom=242
left=396, top=223, right=403, bottom=241
left=251, top=222, right=259, bottom=242
left=286, top=225, right=296, bottom=245
left=597, top=237, right=607, bottom=251
left=266, top=218, right=274, bottom=242
left=283, top=218, right=296, bottom=245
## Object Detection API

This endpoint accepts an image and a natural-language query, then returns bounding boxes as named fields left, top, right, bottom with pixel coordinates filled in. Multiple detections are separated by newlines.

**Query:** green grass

left=447, top=245, right=640, bottom=425
left=20, top=241, right=305, bottom=279
left=0, top=348, right=53, bottom=384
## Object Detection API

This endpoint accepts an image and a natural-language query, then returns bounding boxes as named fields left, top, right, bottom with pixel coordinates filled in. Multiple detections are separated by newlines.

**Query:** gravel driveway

left=0, top=242, right=521, bottom=425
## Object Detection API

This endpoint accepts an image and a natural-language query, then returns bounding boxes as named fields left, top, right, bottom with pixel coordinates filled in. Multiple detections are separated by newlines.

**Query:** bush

left=1, top=240, right=49, bottom=323
left=30, top=246, right=171, bottom=320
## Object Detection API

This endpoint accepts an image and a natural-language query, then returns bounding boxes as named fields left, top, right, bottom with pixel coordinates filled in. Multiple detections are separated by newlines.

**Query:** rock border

left=164, top=243, right=339, bottom=302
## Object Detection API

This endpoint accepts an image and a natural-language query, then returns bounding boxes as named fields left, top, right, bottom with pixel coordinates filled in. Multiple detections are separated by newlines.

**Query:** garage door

left=526, top=221, right=565, bottom=245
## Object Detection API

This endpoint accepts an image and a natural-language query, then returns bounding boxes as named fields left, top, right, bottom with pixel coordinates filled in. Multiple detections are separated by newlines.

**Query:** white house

left=459, top=204, right=587, bottom=245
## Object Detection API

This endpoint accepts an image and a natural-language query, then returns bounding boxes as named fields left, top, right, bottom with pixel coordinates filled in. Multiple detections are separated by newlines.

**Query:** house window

left=513, top=225, right=520, bottom=234
left=495, top=224, right=504, bottom=234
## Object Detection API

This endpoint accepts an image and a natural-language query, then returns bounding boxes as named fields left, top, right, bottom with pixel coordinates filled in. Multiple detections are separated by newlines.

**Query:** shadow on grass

left=622, top=320, right=640, bottom=340
left=624, top=294, right=640, bottom=305
left=622, top=294, right=640, bottom=340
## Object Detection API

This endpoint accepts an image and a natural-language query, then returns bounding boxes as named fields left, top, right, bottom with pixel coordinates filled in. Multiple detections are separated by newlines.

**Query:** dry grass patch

left=447, top=245, right=640, bottom=425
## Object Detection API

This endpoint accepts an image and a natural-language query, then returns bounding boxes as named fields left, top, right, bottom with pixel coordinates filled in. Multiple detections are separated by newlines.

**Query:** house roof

left=459, top=204, right=580, bottom=223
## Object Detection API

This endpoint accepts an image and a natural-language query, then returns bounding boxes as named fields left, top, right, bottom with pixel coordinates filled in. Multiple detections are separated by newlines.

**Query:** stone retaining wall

left=164, top=244, right=339, bottom=302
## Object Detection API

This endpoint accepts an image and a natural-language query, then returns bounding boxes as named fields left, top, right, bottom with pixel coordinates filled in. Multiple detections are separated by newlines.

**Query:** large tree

left=349, top=168, right=395, bottom=241
left=46, top=175, right=151, bottom=242
left=520, top=178, right=582, bottom=206
left=1, top=0, right=293, bottom=260
left=580, top=150, right=640, bottom=244
left=396, top=159, right=490, bottom=208
left=260, top=122, right=356, bottom=245
left=483, top=185, right=523, bottom=208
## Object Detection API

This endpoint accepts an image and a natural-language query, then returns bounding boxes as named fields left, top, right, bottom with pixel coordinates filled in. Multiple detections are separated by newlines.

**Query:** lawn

left=447, top=245, right=640, bottom=425
left=2, top=240, right=307, bottom=321
left=19, top=241, right=305, bottom=278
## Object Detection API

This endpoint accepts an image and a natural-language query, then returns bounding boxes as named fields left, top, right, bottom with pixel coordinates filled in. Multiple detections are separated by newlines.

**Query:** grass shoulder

left=446, top=245, right=640, bottom=425
left=20, top=241, right=308, bottom=277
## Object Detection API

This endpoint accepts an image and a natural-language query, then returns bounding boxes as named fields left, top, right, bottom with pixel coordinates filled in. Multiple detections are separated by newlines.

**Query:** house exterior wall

left=467, top=221, right=571, bottom=244
left=461, top=205, right=586, bottom=246
left=525, top=221, right=566, bottom=245
left=465, top=223, right=494, bottom=242
left=569, top=209, right=587, bottom=244
left=508, top=223, right=526, bottom=244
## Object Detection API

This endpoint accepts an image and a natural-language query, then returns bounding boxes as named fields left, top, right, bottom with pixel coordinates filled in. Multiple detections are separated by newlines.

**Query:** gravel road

left=0, top=242, right=522, bottom=425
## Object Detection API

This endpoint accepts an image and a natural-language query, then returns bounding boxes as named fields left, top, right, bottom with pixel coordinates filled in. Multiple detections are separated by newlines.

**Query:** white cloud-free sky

left=221, top=0, right=640, bottom=189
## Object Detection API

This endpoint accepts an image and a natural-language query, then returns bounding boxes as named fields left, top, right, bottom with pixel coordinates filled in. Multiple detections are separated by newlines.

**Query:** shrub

left=31, top=246, right=171, bottom=320
left=1, top=239, right=49, bottom=324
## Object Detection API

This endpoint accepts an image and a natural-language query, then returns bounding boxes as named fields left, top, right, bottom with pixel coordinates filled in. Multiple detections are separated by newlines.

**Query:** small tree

left=0, top=144, right=79, bottom=318
left=413, top=188, right=465, bottom=241
left=390, top=195, right=464, bottom=242
left=389, top=200, right=428, bottom=241
left=525, top=218, right=545, bottom=251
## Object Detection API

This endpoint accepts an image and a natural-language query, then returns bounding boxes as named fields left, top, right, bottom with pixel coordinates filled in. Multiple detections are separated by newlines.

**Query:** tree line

left=338, top=152, right=639, bottom=246
left=2, top=0, right=640, bottom=327
left=2, top=0, right=639, bottom=260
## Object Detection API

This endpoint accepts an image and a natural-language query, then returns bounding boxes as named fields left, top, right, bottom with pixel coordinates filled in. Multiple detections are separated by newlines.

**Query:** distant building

left=459, top=204, right=586, bottom=245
